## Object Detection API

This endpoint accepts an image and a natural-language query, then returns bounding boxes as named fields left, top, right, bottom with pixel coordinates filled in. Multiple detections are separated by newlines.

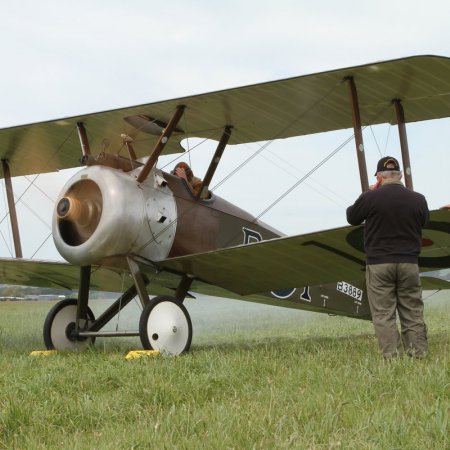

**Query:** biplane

left=1, top=55, right=450, bottom=355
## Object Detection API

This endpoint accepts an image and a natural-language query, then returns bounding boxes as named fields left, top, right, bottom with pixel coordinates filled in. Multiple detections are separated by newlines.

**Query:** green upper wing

left=1, top=55, right=450, bottom=177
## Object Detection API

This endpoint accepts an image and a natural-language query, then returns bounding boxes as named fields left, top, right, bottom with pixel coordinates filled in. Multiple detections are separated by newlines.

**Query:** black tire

left=43, top=298, right=95, bottom=351
left=139, top=295, right=192, bottom=355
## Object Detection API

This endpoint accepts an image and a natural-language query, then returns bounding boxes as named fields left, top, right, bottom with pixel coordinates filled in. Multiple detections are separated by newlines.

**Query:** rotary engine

left=53, top=165, right=176, bottom=266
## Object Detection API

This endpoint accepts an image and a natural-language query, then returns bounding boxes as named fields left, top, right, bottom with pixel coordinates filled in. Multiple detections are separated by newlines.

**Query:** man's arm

left=422, top=198, right=430, bottom=226
left=346, top=194, right=367, bottom=226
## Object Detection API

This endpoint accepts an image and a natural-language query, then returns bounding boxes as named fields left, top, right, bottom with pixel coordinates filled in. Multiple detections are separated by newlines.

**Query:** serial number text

left=336, top=281, right=362, bottom=301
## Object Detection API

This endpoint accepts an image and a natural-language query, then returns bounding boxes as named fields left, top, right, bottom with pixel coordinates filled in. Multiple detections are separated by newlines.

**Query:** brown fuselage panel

left=165, top=172, right=281, bottom=257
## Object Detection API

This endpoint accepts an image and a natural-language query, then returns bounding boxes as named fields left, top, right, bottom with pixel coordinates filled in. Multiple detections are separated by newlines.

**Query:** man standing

left=346, top=156, right=429, bottom=359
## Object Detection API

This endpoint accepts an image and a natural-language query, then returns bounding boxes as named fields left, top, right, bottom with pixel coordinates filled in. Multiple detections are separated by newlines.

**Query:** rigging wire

left=384, top=106, right=396, bottom=155
left=252, top=100, right=394, bottom=223
left=255, top=100, right=399, bottom=210
left=18, top=173, right=54, bottom=203
left=0, top=230, right=13, bottom=257
left=260, top=145, right=349, bottom=208
left=254, top=133, right=356, bottom=221
left=383, top=123, right=393, bottom=156
left=0, top=174, right=51, bottom=227
left=370, top=106, right=395, bottom=158
left=31, top=232, right=53, bottom=259
left=14, top=195, right=51, bottom=229
left=369, top=125, right=382, bottom=157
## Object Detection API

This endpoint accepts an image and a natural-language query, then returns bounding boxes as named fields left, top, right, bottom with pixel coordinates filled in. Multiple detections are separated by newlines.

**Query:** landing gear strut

left=42, top=262, right=194, bottom=355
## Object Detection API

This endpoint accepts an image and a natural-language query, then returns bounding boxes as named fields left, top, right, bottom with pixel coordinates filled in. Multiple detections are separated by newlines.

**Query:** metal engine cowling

left=53, top=165, right=176, bottom=266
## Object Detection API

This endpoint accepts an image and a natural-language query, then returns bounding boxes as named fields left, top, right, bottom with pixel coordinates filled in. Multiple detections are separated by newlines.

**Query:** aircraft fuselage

left=53, top=165, right=280, bottom=267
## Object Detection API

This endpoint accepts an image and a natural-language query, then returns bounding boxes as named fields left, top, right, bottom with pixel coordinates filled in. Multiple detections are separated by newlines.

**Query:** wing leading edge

left=0, top=259, right=128, bottom=292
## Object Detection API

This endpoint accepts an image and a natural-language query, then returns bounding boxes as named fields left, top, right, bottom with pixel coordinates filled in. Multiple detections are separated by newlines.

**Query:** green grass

left=0, top=293, right=448, bottom=449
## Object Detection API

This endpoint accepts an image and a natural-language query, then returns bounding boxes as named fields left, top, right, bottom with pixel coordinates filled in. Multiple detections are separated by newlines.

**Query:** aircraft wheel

left=43, top=298, right=95, bottom=351
left=139, top=296, right=192, bottom=355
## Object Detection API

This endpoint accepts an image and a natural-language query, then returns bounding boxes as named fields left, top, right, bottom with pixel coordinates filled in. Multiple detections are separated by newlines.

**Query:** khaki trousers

left=365, top=263, right=428, bottom=358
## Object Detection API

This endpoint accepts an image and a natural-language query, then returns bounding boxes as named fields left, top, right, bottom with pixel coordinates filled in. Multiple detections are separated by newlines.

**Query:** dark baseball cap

left=374, top=156, right=400, bottom=175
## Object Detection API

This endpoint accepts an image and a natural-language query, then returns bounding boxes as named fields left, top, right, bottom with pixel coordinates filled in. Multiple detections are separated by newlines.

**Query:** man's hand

left=175, top=167, right=187, bottom=180
left=369, top=177, right=382, bottom=191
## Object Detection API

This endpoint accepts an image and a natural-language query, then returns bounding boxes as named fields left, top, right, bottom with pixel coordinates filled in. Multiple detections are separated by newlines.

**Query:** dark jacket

left=346, top=182, right=429, bottom=264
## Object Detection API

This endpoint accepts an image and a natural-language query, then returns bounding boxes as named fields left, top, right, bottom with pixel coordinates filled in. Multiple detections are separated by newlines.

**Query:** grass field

left=0, top=292, right=448, bottom=449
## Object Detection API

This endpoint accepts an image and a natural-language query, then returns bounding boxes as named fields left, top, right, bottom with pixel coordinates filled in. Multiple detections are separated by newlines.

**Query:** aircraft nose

left=55, top=179, right=103, bottom=246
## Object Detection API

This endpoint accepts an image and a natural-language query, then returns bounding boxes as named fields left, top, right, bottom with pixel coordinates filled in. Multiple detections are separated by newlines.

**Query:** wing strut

left=137, top=105, right=186, bottom=184
left=197, top=125, right=233, bottom=199
left=345, top=77, right=369, bottom=192
left=1, top=159, right=22, bottom=258
left=393, top=99, right=414, bottom=190
left=76, top=122, right=91, bottom=158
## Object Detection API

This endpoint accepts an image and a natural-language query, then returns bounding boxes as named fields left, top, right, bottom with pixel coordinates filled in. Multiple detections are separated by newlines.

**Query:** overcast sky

left=1, top=0, right=450, bottom=260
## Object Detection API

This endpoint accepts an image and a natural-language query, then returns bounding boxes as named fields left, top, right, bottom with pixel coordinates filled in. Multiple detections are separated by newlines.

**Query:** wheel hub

left=65, top=322, right=89, bottom=342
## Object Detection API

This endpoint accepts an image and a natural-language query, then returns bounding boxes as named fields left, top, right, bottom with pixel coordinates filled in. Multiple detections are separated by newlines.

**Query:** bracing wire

left=14, top=196, right=52, bottom=229
left=383, top=106, right=396, bottom=156
left=0, top=230, right=13, bottom=257
left=255, top=133, right=355, bottom=221
left=359, top=102, right=397, bottom=160
left=260, top=145, right=349, bottom=208
left=19, top=174, right=52, bottom=203
left=369, top=125, right=382, bottom=157
left=0, top=174, right=50, bottom=227
left=252, top=100, right=395, bottom=222
left=31, top=232, right=53, bottom=259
